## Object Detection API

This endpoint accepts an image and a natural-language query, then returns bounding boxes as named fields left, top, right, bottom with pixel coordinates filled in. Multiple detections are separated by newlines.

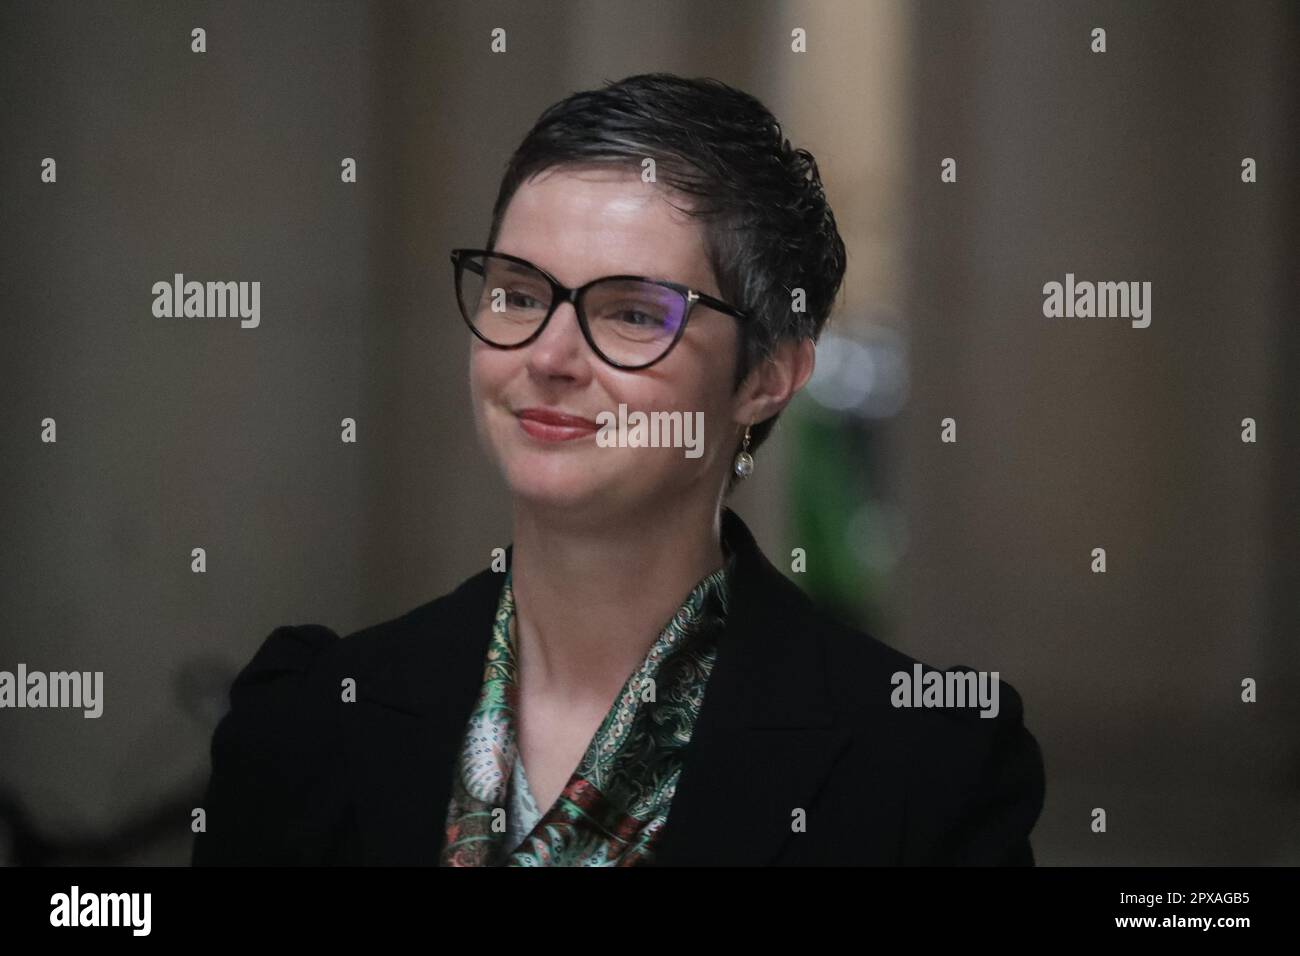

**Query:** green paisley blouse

left=439, top=553, right=733, bottom=866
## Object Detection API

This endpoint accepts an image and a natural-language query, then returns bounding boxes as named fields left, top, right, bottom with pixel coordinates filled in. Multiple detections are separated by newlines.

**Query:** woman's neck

left=507, top=496, right=727, bottom=709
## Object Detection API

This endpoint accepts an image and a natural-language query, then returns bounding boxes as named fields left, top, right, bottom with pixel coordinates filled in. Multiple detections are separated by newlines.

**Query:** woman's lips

left=515, top=407, right=598, bottom=443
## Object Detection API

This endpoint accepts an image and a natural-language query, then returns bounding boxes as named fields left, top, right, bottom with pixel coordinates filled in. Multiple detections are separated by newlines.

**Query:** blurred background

left=1, top=0, right=1296, bottom=865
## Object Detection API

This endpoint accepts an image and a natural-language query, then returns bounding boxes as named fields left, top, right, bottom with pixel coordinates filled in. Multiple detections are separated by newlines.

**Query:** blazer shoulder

left=232, top=622, right=342, bottom=689
left=808, top=610, right=1045, bottom=865
left=194, top=564, right=503, bottom=866
left=808, top=606, right=1033, bottom=734
left=898, top=673, right=1045, bottom=865
left=193, top=623, right=351, bottom=865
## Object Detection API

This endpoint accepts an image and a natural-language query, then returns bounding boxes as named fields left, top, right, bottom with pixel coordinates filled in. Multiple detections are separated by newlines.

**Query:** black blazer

left=193, top=507, right=1045, bottom=866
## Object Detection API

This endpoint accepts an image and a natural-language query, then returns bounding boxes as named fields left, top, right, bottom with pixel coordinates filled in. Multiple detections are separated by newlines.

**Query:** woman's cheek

left=467, top=356, right=501, bottom=459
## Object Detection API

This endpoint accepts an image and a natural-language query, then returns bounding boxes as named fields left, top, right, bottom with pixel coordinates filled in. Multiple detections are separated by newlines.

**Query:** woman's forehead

left=500, top=170, right=713, bottom=287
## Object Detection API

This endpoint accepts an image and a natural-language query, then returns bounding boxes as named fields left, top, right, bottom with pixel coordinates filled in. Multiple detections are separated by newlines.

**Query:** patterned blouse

left=438, top=553, right=733, bottom=866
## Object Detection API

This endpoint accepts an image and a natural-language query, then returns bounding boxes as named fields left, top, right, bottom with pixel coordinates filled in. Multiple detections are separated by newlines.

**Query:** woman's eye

left=617, top=310, right=662, bottom=327
left=505, top=290, right=544, bottom=309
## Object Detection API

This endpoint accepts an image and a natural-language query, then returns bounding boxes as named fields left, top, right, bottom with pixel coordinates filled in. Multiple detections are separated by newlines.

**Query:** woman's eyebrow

left=500, top=255, right=678, bottom=285
left=497, top=259, right=547, bottom=278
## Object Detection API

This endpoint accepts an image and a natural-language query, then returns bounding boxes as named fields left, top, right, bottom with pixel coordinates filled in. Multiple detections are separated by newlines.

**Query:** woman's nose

left=526, top=300, right=591, bottom=377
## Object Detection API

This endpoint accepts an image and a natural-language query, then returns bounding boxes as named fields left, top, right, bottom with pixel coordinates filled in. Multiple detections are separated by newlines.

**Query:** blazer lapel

left=649, top=508, right=853, bottom=866
left=340, top=565, right=502, bottom=864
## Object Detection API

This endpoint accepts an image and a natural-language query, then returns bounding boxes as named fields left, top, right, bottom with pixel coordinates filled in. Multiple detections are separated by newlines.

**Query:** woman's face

left=469, top=165, right=743, bottom=521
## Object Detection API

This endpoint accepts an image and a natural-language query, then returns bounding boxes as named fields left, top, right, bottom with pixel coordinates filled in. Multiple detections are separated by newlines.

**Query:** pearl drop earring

left=733, top=424, right=754, bottom=479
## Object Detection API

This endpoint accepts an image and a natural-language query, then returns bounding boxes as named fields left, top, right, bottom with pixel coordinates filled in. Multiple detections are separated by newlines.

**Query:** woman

left=193, top=73, right=1044, bottom=867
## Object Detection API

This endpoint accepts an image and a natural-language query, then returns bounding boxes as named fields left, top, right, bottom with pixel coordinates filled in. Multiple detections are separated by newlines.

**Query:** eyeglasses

left=450, top=247, right=749, bottom=371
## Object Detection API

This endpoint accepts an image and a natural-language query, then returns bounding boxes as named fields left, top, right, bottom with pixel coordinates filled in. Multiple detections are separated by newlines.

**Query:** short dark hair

left=485, top=73, right=846, bottom=490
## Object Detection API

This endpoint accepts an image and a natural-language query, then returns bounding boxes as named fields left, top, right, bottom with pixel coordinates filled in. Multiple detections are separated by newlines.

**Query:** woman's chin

left=504, top=467, right=606, bottom=511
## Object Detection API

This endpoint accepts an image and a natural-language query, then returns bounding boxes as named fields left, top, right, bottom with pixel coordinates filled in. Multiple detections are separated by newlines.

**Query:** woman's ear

left=734, top=338, right=816, bottom=424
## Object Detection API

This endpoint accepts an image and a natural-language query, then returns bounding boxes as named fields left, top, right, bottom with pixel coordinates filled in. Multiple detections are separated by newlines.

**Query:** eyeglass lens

left=456, top=252, right=687, bottom=367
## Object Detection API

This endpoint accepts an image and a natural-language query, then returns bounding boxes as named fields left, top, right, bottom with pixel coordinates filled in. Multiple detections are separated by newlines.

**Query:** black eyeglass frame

left=450, top=247, right=750, bottom=371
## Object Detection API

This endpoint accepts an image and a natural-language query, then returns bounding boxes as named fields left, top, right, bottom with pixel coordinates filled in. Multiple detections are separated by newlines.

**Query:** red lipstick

left=515, top=407, right=598, bottom=442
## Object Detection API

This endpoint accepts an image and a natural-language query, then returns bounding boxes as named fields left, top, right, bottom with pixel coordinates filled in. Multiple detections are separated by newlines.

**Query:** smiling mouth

left=514, top=407, right=598, bottom=443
